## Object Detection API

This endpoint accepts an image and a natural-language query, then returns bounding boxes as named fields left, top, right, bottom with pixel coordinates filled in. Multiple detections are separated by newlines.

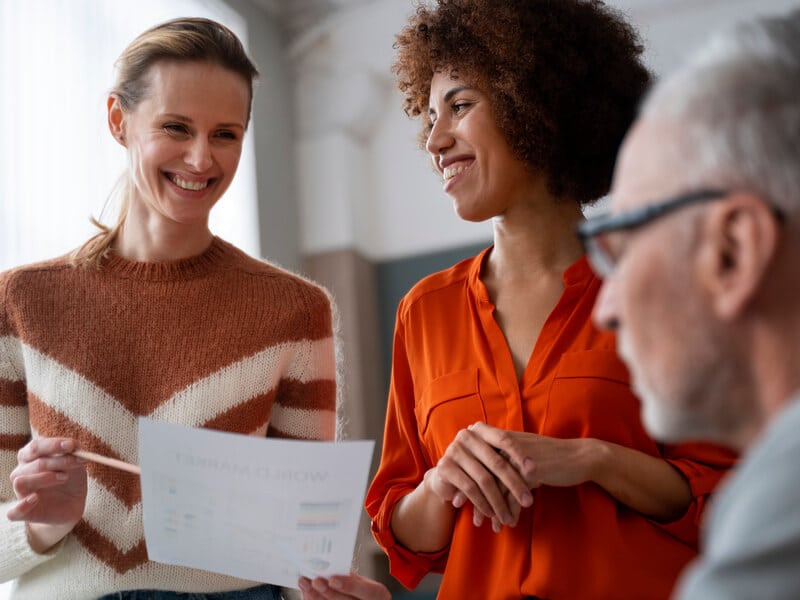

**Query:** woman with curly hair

left=299, top=1, right=734, bottom=599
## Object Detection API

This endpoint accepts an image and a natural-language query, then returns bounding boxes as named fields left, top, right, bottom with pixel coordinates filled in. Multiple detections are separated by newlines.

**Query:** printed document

left=138, top=417, right=375, bottom=589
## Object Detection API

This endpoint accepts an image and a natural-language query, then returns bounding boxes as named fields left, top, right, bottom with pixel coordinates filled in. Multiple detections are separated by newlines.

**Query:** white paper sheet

left=137, top=417, right=375, bottom=589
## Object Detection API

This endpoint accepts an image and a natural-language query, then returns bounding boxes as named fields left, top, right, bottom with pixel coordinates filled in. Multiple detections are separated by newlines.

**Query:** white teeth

left=443, top=165, right=468, bottom=180
left=171, top=175, right=209, bottom=191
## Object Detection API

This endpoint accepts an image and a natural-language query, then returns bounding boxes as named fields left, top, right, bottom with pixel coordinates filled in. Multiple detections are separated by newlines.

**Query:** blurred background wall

left=2, top=1, right=798, bottom=598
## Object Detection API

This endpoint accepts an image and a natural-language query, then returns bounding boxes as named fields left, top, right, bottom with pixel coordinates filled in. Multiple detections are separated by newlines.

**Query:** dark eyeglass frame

left=577, top=188, right=785, bottom=278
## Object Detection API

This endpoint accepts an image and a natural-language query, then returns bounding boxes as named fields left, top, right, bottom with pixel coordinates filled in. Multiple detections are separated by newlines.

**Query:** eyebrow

left=428, top=86, right=470, bottom=117
left=160, top=113, right=244, bottom=130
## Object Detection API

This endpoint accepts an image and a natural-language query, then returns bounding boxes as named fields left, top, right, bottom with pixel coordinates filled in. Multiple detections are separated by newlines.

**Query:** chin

left=641, top=393, right=732, bottom=445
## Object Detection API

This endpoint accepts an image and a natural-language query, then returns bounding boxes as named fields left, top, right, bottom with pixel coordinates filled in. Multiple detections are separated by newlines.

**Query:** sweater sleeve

left=365, top=306, right=449, bottom=589
left=0, top=274, right=60, bottom=582
left=652, top=441, right=738, bottom=547
left=267, top=283, right=337, bottom=442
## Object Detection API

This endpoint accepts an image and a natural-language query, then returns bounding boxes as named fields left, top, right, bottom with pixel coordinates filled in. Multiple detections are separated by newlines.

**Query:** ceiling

left=248, top=0, right=375, bottom=40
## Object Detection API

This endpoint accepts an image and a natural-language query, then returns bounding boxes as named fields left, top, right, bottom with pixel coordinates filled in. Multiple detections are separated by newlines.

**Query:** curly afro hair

left=393, top=0, right=652, bottom=205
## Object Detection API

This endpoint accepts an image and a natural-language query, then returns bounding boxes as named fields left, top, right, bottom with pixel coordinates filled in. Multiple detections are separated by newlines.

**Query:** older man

left=583, top=8, right=800, bottom=599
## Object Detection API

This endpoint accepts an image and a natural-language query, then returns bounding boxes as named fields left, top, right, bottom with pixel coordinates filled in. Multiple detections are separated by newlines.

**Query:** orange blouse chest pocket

left=544, top=350, right=645, bottom=444
left=414, top=368, right=487, bottom=462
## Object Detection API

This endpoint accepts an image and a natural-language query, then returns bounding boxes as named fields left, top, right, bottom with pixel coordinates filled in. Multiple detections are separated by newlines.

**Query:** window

left=0, top=2, right=258, bottom=597
left=0, top=0, right=259, bottom=273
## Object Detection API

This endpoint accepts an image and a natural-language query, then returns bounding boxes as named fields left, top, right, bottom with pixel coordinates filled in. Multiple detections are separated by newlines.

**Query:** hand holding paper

left=137, top=418, right=374, bottom=589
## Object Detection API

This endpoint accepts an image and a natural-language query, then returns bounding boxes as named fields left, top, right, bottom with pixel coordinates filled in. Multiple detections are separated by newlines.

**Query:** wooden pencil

left=73, top=449, right=141, bottom=475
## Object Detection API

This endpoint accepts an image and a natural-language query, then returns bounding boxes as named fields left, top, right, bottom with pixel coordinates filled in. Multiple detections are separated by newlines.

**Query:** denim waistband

left=96, top=583, right=281, bottom=600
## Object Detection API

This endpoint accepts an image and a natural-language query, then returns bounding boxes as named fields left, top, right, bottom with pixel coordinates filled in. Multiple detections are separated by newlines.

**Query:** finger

left=437, top=445, right=504, bottom=521
left=329, top=575, right=391, bottom=600
left=507, top=494, right=522, bottom=527
left=461, top=435, right=532, bottom=516
left=12, top=454, right=87, bottom=479
left=18, top=438, right=76, bottom=463
left=5, top=494, right=39, bottom=521
left=309, top=577, right=360, bottom=600
left=11, top=471, right=73, bottom=497
left=467, top=424, right=534, bottom=507
left=298, top=576, right=324, bottom=600
left=491, top=515, right=503, bottom=533
left=473, top=505, right=487, bottom=528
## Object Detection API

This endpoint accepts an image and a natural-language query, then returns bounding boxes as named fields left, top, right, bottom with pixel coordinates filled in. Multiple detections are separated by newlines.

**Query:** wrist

left=26, top=521, right=75, bottom=554
left=421, top=466, right=452, bottom=506
left=582, top=438, right=612, bottom=485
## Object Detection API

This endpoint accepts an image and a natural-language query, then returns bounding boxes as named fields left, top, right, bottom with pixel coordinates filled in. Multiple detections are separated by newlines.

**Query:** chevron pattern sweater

left=0, top=237, right=337, bottom=599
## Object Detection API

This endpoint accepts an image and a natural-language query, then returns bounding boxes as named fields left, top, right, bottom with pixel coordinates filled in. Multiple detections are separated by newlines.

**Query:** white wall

left=291, top=0, right=800, bottom=262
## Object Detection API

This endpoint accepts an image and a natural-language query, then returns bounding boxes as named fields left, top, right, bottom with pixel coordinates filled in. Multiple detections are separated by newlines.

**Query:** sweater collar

left=101, top=236, right=231, bottom=281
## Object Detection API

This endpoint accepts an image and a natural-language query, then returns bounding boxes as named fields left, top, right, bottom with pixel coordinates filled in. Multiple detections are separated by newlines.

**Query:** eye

left=452, top=101, right=471, bottom=115
left=164, top=123, right=189, bottom=136
left=214, top=130, right=238, bottom=141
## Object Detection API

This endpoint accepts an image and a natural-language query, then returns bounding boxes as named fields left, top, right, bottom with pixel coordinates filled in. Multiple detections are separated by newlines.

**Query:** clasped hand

left=426, top=422, right=592, bottom=531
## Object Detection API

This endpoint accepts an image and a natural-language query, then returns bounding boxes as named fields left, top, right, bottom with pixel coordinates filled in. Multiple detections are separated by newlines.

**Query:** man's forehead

left=610, top=118, right=689, bottom=214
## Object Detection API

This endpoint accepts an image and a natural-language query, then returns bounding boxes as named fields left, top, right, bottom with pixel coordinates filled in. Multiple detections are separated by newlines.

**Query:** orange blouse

left=366, top=249, right=735, bottom=600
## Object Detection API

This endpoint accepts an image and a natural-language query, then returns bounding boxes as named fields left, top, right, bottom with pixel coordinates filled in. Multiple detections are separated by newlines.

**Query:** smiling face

left=109, top=60, right=250, bottom=229
left=425, top=71, right=538, bottom=222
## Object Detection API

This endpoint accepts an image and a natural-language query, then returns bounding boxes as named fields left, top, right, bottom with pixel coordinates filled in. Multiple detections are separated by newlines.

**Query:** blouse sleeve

left=364, top=305, right=448, bottom=589
left=654, top=441, right=738, bottom=547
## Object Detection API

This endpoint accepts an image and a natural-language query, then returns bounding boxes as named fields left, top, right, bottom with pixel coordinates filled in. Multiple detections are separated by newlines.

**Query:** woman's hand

left=469, top=422, right=693, bottom=521
left=7, top=437, right=88, bottom=552
left=298, top=573, right=391, bottom=600
left=426, top=426, right=534, bottom=528
left=467, top=423, right=594, bottom=489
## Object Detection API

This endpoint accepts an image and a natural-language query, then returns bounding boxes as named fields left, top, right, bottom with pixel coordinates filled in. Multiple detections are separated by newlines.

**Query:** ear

left=696, top=193, right=779, bottom=320
left=107, top=95, right=127, bottom=147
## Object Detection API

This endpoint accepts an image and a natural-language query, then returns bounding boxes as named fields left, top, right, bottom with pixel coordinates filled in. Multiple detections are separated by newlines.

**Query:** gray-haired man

left=585, top=8, right=800, bottom=599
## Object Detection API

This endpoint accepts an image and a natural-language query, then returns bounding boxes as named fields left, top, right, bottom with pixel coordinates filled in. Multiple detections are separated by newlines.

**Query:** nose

left=425, top=116, right=454, bottom=157
left=593, top=275, right=620, bottom=332
left=185, top=137, right=213, bottom=172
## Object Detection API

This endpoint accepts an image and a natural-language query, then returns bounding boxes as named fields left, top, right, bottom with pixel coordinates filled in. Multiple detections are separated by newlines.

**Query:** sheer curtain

left=0, top=0, right=260, bottom=273
left=0, top=2, right=258, bottom=597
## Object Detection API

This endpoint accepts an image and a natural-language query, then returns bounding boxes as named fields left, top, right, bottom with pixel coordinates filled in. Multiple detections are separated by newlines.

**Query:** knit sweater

left=0, top=237, right=338, bottom=600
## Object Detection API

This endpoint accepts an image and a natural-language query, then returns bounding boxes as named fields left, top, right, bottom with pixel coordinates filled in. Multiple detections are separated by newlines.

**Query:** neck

left=488, top=188, right=585, bottom=280
left=737, top=317, right=800, bottom=449
left=114, top=203, right=213, bottom=263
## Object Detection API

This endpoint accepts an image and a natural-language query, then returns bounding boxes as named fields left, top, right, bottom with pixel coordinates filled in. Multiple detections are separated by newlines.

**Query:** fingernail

left=298, top=578, right=310, bottom=591
left=56, top=472, right=68, bottom=481
left=60, top=441, right=72, bottom=451
left=492, top=521, right=502, bottom=533
left=522, top=492, right=533, bottom=506
left=329, top=578, right=342, bottom=590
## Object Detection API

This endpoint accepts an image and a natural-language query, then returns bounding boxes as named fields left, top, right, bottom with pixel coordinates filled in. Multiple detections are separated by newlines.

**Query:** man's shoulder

left=675, top=401, right=800, bottom=599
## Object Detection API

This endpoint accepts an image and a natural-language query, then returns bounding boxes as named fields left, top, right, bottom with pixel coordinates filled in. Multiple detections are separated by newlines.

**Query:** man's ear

left=107, top=95, right=126, bottom=146
left=696, top=193, right=779, bottom=320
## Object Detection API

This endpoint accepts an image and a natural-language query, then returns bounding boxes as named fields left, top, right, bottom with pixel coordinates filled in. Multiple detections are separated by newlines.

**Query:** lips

left=165, top=173, right=213, bottom=191
left=441, top=159, right=475, bottom=181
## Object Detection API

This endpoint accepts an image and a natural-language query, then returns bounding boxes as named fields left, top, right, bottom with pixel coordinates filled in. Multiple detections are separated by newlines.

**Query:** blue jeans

left=96, top=583, right=282, bottom=600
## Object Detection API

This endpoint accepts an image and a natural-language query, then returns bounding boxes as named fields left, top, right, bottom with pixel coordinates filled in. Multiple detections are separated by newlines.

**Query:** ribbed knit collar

left=101, top=236, right=231, bottom=281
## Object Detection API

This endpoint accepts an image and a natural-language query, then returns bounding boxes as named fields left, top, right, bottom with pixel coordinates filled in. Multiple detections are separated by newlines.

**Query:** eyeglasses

left=576, top=189, right=731, bottom=278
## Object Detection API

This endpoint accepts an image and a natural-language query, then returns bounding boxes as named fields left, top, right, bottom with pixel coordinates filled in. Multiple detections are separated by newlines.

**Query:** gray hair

left=641, top=9, right=800, bottom=218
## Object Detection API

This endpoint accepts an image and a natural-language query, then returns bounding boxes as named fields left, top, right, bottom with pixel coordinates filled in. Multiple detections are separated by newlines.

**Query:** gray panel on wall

left=376, top=241, right=491, bottom=392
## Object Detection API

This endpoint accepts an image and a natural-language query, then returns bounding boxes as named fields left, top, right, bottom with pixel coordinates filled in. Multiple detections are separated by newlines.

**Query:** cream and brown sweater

left=0, top=237, right=337, bottom=599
